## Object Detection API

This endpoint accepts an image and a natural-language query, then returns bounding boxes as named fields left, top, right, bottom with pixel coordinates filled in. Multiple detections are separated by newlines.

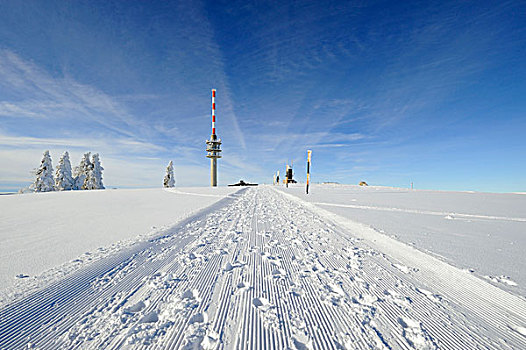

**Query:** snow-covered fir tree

left=73, top=152, right=92, bottom=190
left=32, top=150, right=55, bottom=192
left=163, top=160, right=175, bottom=188
left=72, top=166, right=81, bottom=189
left=92, top=153, right=104, bottom=189
left=55, top=151, right=74, bottom=191
left=84, top=153, right=104, bottom=190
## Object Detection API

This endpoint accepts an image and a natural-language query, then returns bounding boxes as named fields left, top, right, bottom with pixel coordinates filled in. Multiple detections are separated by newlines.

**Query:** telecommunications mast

left=206, top=89, right=222, bottom=186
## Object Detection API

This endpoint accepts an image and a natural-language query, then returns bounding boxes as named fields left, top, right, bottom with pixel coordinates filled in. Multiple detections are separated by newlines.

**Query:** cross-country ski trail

left=1, top=187, right=525, bottom=349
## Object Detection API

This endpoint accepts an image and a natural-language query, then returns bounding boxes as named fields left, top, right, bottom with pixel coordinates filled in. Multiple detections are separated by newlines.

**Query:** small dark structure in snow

left=228, top=180, right=258, bottom=187
left=359, top=181, right=368, bottom=186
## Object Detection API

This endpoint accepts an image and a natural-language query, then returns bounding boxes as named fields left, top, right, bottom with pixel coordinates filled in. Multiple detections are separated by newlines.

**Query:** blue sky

left=0, top=0, right=525, bottom=192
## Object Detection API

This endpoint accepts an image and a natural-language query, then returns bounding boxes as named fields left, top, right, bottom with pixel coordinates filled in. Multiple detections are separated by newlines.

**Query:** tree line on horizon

left=22, top=151, right=105, bottom=193
left=22, top=152, right=177, bottom=193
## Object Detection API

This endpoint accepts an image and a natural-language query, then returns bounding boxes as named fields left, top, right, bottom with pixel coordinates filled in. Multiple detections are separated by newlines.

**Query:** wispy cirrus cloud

left=0, top=134, right=165, bottom=154
left=0, top=101, right=43, bottom=118
left=0, top=50, right=148, bottom=138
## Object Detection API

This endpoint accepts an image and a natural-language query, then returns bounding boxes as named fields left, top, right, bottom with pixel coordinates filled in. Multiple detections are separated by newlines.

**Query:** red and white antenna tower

left=206, top=89, right=222, bottom=186
left=211, top=89, right=216, bottom=135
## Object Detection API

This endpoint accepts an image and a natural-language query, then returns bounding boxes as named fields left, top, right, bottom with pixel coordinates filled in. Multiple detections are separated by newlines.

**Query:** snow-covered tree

left=72, top=166, right=81, bottom=189
left=55, top=151, right=74, bottom=191
left=84, top=153, right=104, bottom=190
left=32, top=150, right=55, bottom=192
left=163, top=161, right=175, bottom=188
left=92, top=153, right=104, bottom=189
left=73, top=152, right=92, bottom=190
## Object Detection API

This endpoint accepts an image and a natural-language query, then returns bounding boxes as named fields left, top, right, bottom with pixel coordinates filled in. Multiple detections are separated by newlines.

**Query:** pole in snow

left=306, top=150, right=312, bottom=194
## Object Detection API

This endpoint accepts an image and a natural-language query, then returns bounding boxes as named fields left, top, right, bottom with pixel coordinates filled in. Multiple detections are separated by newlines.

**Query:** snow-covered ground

left=1, top=185, right=525, bottom=349
left=277, top=184, right=526, bottom=296
left=0, top=187, right=240, bottom=294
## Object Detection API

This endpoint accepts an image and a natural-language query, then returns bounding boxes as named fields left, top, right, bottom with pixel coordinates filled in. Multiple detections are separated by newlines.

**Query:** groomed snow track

left=1, top=187, right=525, bottom=349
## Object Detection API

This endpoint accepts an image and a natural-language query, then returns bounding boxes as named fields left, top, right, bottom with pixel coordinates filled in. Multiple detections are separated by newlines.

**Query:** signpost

left=306, top=150, right=312, bottom=194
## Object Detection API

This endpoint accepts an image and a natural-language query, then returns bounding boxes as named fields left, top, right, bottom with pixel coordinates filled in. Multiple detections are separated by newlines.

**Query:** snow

left=0, top=187, right=240, bottom=293
left=276, top=184, right=526, bottom=296
left=1, top=185, right=525, bottom=349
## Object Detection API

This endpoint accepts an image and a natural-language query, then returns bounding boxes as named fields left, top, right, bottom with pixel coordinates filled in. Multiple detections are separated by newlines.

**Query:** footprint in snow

left=184, top=329, right=220, bottom=350
left=236, top=281, right=251, bottom=292
left=384, top=289, right=411, bottom=308
left=289, top=311, right=307, bottom=331
left=182, top=289, right=200, bottom=300
left=322, top=283, right=347, bottom=306
left=124, top=300, right=147, bottom=314
left=485, top=275, right=518, bottom=286
left=398, top=316, right=436, bottom=350
left=253, top=297, right=273, bottom=310
left=252, top=297, right=279, bottom=330
left=290, top=285, right=304, bottom=297
left=139, top=311, right=159, bottom=324
left=415, top=288, right=442, bottom=303
left=179, top=289, right=201, bottom=310
left=184, top=312, right=218, bottom=350
left=224, top=261, right=245, bottom=272
left=189, top=311, right=208, bottom=324
left=188, top=252, right=203, bottom=260
left=215, top=248, right=228, bottom=255
left=327, top=283, right=346, bottom=297
left=292, top=333, right=313, bottom=350
left=352, top=293, right=378, bottom=307
left=271, top=267, right=286, bottom=278
left=392, top=263, right=411, bottom=274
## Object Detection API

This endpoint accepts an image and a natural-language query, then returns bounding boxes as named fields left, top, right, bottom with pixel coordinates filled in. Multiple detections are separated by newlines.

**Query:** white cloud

left=0, top=50, right=147, bottom=138
left=0, top=134, right=165, bottom=155
left=0, top=102, right=43, bottom=118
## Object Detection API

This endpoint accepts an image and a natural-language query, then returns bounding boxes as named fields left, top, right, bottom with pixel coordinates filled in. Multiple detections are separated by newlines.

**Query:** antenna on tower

left=206, top=89, right=222, bottom=186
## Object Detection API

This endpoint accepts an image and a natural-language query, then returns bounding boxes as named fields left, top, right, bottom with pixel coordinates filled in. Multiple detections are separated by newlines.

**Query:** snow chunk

left=139, top=311, right=158, bottom=323
left=398, top=316, right=436, bottom=350
left=393, top=263, right=411, bottom=274
left=189, top=312, right=208, bottom=324
left=253, top=297, right=273, bottom=311
left=124, top=301, right=146, bottom=314
left=182, top=289, right=199, bottom=300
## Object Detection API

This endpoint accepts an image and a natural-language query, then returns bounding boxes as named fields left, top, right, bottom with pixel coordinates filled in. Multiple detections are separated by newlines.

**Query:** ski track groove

left=0, top=187, right=525, bottom=349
